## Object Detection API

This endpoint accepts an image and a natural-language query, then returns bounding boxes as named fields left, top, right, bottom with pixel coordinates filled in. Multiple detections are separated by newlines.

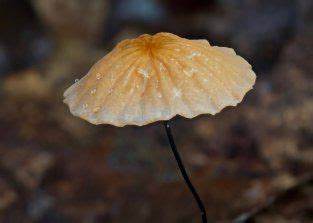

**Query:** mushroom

left=64, top=32, right=256, bottom=223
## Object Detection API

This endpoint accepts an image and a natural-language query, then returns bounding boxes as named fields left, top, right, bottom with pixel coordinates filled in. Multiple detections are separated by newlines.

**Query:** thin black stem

left=163, top=121, right=208, bottom=223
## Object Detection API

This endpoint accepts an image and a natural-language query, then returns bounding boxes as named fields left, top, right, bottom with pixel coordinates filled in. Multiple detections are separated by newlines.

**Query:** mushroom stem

left=163, top=121, right=208, bottom=223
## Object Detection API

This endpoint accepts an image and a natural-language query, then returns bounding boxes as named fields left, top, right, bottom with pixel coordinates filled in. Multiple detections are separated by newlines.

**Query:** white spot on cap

left=138, top=67, right=149, bottom=79
left=173, top=88, right=182, bottom=98
left=159, top=62, right=166, bottom=71
left=96, top=73, right=102, bottom=80
left=188, top=52, right=200, bottom=59
left=138, top=67, right=150, bottom=91
left=90, top=88, right=97, bottom=95
left=93, top=106, right=100, bottom=113
left=183, top=68, right=197, bottom=77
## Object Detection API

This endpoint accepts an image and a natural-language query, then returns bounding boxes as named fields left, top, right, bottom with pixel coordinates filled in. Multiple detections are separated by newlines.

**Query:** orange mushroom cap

left=64, top=32, right=256, bottom=127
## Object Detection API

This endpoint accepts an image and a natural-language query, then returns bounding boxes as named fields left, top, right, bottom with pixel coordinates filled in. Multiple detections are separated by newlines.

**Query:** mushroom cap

left=64, top=32, right=256, bottom=127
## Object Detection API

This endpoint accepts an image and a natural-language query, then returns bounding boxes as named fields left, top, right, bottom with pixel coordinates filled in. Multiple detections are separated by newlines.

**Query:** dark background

left=0, top=0, right=312, bottom=222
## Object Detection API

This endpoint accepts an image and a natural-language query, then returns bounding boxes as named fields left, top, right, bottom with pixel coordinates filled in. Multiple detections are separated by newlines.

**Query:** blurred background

left=0, top=0, right=312, bottom=222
